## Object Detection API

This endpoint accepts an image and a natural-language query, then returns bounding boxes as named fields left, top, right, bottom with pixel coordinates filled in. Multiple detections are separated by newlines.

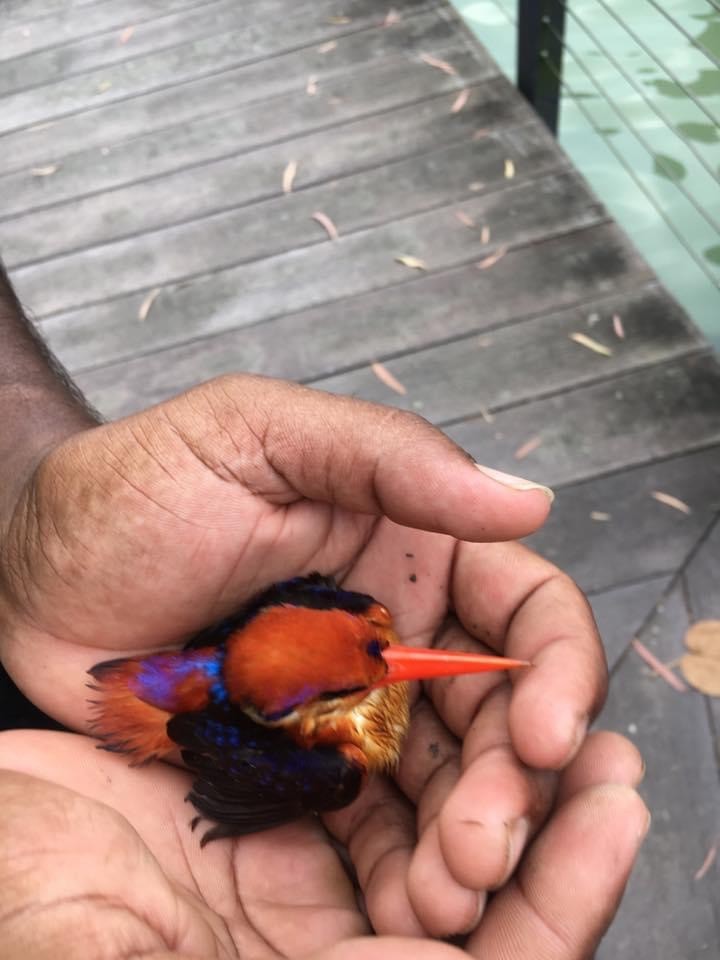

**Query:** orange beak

left=376, top=644, right=530, bottom=685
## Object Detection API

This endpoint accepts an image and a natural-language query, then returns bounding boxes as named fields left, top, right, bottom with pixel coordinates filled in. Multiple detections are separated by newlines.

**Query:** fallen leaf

left=119, top=25, right=134, bottom=44
left=419, top=52, right=457, bottom=75
left=395, top=255, right=427, bottom=271
left=282, top=160, right=297, bottom=194
left=590, top=511, right=612, bottom=522
left=651, top=490, right=691, bottom=514
left=477, top=245, right=508, bottom=270
left=383, top=8, right=400, bottom=26
left=587, top=312, right=600, bottom=326
left=31, top=164, right=58, bottom=177
left=311, top=211, right=338, bottom=240
left=632, top=639, right=687, bottom=692
left=327, top=15, right=351, bottom=25
left=569, top=332, right=613, bottom=356
left=613, top=313, right=625, bottom=339
left=680, top=653, right=720, bottom=696
left=137, top=288, right=161, bottom=322
left=306, top=75, right=318, bottom=95
left=318, top=40, right=337, bottom=53
left=97, top=79, right=112, bottom=93
left=694, top=839, right=718, bottom=881
left=684, top=620, right=720, bottom=657
left=371, top=362, right=407, bottom=395
left=480, top=225, right=490, bottom=244
left=478, top=406, right=495, bottom=424
left=451, top=88, right=470, bottom=113
left=455, top=210, right=475, bottom=228
left=504, top=158, right=515, bottom=179
left=514, top=435, right=542, bottom=460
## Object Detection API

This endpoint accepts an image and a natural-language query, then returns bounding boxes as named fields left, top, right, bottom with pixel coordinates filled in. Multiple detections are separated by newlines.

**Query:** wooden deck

left=1, top=0, right=719, bottom=954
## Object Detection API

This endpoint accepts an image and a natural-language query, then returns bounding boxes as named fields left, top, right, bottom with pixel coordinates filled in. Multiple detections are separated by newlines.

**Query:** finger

left=324, top=776, right=426, bottom=937
left=467, top=784, right=650, bottom=960
left=452, top=541, right=607, bottom=770
left=165, top=375, right=553, bottom=542
left=306, top=937, right=468, bottom=960
left=557, top=730, right=645, bottom=804
left=436, top=685, right=555, bottom=891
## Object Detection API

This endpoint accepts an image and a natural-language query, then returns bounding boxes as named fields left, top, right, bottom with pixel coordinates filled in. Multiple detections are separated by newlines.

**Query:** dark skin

left=0, top=263, right=648, bottom=959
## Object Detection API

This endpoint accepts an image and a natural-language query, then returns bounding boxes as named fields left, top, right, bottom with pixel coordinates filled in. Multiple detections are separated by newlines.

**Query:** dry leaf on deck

left=451, top=89, right=470, bottom=113
left=590, top=511, right=612, bottom=522
left=513, top=435, right=542, bottom=460
left=632, top=639, right=688, bottom=692
left=587, top=312, right=600, bottom=326
left=318, top=40, right=337, bottom=53
left=137, top=288, right=161, bottom=322
left=680, top=654, right=720, bottom=696
left=650, top=490, right=691, bottom=514
left=569, top=332, right=613, bottom=356
left=478, top=406, right=495, bottom=424
left=383, top=8, right=400, bottom=26
left=282, top=160, right=298, bottom=194
left=480, top=225, right=490, bottom=244
left=455, top=210, right=475, bottom=228
left=119, top=26, right=134, bottom=44
left=419, top=52, right=457, bottom=75
left=504, top=158, right=515, bottom=179
left=371, top=362, right=407, bottom=395
left=311, top=211, right=338, bottom=240
left=684, top=620, right=720, bottom=657
left=31, top=164, right=58, bottom=177
left=306, top=75, right=318, bottom=95
left=613, top=313, right=625, bottom=339
left=395, top=255, right=427, bottom=271
left=477, top=245, right=508, bottom=270
left=694, top=840, right=718, bottom=881
left=97, top=80, right=112, bottom=93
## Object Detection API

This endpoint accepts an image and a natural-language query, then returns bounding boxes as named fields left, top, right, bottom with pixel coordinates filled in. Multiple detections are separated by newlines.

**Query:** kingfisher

left=88, top=573, right=527, bottom=844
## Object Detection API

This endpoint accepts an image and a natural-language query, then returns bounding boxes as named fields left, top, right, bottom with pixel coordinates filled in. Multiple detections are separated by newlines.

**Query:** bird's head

left=223, top=589, right=527, bottom=727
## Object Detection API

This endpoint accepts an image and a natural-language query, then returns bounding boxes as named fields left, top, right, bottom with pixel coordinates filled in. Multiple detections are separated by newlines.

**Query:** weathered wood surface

left=1, top=0, right=719, bottom=954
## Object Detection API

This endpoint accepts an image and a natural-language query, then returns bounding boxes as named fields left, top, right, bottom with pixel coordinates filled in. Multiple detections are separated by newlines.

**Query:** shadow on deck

left=1, top=0, right=718, bottom=954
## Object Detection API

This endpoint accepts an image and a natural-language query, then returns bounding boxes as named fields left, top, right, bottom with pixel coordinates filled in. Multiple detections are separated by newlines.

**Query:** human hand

left=0, top=730, right=646, bottom=959
left=0, top=374, right=647, bottom=950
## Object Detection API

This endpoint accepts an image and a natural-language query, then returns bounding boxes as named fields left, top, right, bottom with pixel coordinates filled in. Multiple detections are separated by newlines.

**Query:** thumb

left=161, top=374, right=553, bottom=542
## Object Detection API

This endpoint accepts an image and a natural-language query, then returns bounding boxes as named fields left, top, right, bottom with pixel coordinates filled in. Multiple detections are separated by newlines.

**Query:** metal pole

left=517, top=0, right=566, bottom=134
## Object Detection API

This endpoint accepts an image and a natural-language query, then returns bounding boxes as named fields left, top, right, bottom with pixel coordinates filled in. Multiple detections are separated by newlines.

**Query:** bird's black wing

left=167, top=706, right=363, bottom=844
left=183, top=572, right=375, bottom=650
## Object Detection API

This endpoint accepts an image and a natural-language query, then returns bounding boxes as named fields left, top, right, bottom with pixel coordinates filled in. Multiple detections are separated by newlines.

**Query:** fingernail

left=501, top=816, right=530, bottom=885
left=639, top=809, right=652, bottom=843
left=475, top=464, right=555, bottom=503
left=568, top=714, right=589, bottom=763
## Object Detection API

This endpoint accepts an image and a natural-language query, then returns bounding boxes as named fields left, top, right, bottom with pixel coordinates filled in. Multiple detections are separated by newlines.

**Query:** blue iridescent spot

left=366, top=639, right=383, bottom=660
left=210, top=680, right=229, bottom=704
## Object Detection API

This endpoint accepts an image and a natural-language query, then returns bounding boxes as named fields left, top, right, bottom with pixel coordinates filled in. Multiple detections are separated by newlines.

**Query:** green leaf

left=677, top=122, right=719, bottom=144
left=704, top=245, right=720, bottom=267
left=652, top=153, right=686, bottom=182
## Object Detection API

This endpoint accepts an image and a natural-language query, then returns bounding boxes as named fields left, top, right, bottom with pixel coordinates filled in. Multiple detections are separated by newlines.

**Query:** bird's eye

left=366, top=639, right=384, bottom=659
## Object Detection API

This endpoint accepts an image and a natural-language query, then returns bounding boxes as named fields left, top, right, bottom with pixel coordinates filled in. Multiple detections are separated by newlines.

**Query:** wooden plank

left=12, top=122, right=562, bottom=310
left=448, top=352, right=720, bottom=487
left=3, top=0, right=104, bottom=29
left=588, top=576, right=672, bottom=671
left=0, top=0, right=244, bottom=95
left=71, top=222, right=654, bottom=419
left=0, top=3, right=444, bottom=136
left=597, top=583, right=720, bottom=959
left=35, top=169, right=605, bottom=362
left=525, top=445, right=720, bottom=594
left=3, top=80, right=529, bottom=266
left=0, top=43, right=490, bottom=209
left=0, top=0, right=207, bottom=61
left=313, top=286, right=700, bottom=422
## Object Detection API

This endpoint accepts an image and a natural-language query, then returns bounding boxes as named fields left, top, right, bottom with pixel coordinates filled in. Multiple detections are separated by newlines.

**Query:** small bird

left=88, top=573, right=527, bottom=844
